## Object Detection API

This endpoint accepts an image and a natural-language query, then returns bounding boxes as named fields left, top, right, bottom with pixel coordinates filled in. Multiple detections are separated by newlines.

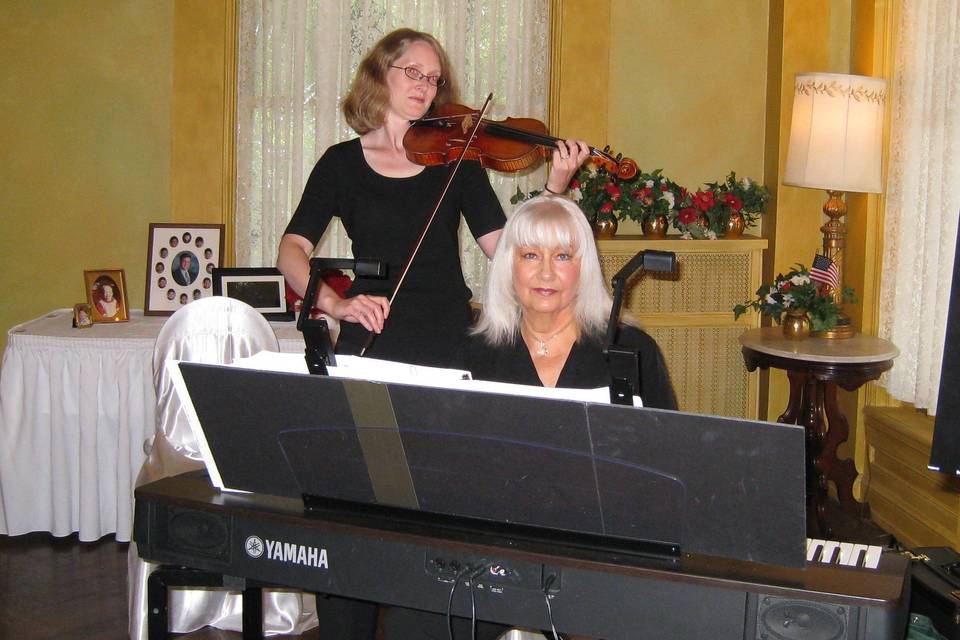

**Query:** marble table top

left=739, top=327, right=899, bottom=364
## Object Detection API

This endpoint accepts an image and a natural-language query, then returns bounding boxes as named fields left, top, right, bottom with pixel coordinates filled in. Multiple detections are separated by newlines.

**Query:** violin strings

left=414, top=112, right=619, bottom=165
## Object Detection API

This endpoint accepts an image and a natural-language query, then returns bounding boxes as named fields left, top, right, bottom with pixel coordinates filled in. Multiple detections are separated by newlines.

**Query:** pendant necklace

left=523, top=319, right=574, bottom=357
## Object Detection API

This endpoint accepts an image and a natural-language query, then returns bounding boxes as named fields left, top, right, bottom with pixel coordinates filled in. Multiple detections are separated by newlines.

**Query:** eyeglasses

left=390, top=65, right=445, bottom=87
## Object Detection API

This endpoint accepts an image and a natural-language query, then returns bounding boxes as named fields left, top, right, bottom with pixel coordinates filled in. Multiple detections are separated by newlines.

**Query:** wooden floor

left=0, top=533, right=319, bottom=640
left=0, top=533, right=131, bottom=640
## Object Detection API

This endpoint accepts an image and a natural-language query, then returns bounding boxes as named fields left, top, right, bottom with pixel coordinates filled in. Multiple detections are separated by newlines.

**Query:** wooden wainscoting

left=865, top=406, right=960, bottom=548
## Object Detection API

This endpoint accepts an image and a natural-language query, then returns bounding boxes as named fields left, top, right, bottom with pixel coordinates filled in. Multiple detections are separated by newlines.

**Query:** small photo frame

left=73, top=303, right=93, bottom=329
left=84, top=269, right=129, bottom=323
left=145, top=223, right=224, bottom=315
left=213, top=267, right=293, bottom=321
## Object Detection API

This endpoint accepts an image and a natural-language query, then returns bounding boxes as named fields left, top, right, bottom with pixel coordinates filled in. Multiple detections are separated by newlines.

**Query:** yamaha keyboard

left=135, top=472, right=910, bottom=640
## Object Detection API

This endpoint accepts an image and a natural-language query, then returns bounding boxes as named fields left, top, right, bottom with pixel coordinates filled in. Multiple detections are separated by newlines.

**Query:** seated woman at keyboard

left=458, top=193, right=677, bottom=409
left=385, top=194, right=678, bottom=639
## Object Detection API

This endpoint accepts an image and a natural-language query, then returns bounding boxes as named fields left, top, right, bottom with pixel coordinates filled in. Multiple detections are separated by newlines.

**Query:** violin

left=403, top=102, right=639, bottom=181
left=360, top=96, right=636, bottom=356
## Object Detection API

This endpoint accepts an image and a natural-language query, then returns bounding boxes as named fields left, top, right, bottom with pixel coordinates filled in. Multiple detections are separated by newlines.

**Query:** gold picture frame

left=84, top=269, right=129, bottom=323
left=73, top=303, right=93, bottom=329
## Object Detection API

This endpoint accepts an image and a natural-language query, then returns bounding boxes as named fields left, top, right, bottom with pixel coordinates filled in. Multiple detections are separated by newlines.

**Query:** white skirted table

left=0, top=308, right=305, bottom=542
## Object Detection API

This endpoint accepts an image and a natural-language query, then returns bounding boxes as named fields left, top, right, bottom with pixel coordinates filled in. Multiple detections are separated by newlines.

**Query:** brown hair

left=342, top=28, right=459, bottom=134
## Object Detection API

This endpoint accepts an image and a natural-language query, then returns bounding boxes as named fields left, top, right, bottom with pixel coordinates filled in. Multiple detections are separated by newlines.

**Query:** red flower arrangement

left=673, top=171, right=770, bottom=239
left=510, top=165, right=769, bottom=241
left=617, top=169, right=682, bottom=225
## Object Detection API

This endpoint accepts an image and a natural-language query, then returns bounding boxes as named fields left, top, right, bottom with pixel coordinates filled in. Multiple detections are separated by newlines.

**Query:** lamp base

left=812, top=313, right=855, bottom=339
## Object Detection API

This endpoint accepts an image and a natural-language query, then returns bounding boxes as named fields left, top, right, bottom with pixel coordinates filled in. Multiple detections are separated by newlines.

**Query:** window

left=235, top=0, right=551, bottom=298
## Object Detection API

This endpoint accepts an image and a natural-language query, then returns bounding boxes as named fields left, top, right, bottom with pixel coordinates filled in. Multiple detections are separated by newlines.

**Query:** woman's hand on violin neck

left=330, top=294, right=391, bottom=333
left=545, top=139, right=590, bottom=194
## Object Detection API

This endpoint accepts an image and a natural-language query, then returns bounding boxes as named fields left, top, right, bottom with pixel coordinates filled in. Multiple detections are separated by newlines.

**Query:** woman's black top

left=457, top=324, right=678, bottom=410
left=285, top=138, right=505, bottom=367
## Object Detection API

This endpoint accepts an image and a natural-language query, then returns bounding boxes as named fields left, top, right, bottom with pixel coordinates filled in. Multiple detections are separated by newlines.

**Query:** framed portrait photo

left=84, top=269, right=129, bottom=323
left=213, top=267, right=294, bottom=321
left=144, top=223, right=224, bottom=315
left=73, top=303, right=93, bottom=329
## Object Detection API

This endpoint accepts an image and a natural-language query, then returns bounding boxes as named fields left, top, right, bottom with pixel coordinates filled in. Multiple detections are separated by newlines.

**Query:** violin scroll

left=592, top=146, right=639, bottom=182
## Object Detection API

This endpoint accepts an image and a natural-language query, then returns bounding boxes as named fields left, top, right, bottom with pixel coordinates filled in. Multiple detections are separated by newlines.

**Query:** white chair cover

left=128, top=297, right=317, bottom=639
left=502, top=631, right=546, bottom=640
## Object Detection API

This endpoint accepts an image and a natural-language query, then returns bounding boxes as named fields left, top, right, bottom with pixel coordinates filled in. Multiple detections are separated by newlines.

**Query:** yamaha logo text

left=245, top=535, right=329, bottom=569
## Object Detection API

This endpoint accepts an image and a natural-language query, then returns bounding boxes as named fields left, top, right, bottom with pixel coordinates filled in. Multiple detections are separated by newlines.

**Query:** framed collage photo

left=213, top=267, right=294, bottom=321
left=144, top=223, right=224, bottom=315
left=84, top=269, right=129, bottom=323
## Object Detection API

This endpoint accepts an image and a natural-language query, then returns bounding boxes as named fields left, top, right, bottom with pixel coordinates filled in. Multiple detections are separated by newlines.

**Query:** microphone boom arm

left=605, top=249, right=677, bottom=405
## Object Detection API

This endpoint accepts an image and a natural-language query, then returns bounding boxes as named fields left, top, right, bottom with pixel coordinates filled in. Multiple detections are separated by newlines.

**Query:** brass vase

left=641, top=214, right=669, bottom=239
left=781, top=309, right=811, bottom=340
left=724, top=212, right=745, bottom=238
left=592, top=216, right=618, bottom=239
left=696, top=213, right=713, bottom=237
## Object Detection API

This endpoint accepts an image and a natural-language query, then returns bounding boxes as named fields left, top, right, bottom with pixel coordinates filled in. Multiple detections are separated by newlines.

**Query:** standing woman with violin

left=277, top=27, right=589, bottom=368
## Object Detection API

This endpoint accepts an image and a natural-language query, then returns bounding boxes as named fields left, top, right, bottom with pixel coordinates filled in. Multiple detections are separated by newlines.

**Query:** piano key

left=863, top=545, right=883, bottom=570
left=838, top=542, right=856, bottom=566
left=849, top=544, right=869, bottom=568
left=820, top=540, right=841, bottom=564
left=806, top=538, right=825, bottom=562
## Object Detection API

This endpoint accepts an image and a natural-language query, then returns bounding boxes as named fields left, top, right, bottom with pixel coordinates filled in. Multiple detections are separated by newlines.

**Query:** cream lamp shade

left=784, top=72, right=887, bottom=194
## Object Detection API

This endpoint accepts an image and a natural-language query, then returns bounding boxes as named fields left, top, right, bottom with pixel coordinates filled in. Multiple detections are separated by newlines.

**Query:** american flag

left=810, top=254, right=840, bottom=290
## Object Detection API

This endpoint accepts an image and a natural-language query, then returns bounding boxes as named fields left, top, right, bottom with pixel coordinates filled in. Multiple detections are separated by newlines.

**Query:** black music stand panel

left=178, top=363, right=806, bottom=566
left=277, top=428, right=377, bottom=504
left=387, top=387, right=603, bottom=533
left=587, top=404, right=807, bottom=565
left=182, top=366, right=356, bottom=498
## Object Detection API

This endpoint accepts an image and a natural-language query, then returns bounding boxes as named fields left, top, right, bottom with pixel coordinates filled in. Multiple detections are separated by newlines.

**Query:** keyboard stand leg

left=146, top=568, right=171, bottom=640
left=146, top=566, right=266, bottom=640
left=242, top=585, right=264, bottom=640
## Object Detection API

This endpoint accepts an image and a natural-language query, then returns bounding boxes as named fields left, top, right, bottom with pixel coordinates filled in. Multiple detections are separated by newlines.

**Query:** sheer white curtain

left=235, top=0, right=550, bottom=298
left=878, top=0, right=960, bottom=414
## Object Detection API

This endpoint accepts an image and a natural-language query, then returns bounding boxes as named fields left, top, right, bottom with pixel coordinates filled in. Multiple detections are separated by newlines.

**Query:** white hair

left=473, top=194, right=613, bottom=345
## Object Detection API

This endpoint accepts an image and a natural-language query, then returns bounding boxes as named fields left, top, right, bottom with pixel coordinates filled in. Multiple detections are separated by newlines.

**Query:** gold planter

left=592, top=217, right=618, bottom=239
left=723, top=212, right=745, bottom=238
left=781, top=309, right=811, bottom=340
left=641, top=214, right=669, bottom=239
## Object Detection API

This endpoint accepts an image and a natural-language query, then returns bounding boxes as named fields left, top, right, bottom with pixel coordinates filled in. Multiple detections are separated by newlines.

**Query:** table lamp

left=784, top=72, right=887, bottom=338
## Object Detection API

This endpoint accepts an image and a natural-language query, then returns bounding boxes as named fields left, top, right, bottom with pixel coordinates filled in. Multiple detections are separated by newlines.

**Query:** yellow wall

left=171, top=0, right=236, bottom=253
left=608, top=0, right=770, bottom=194
left=554, top=1, right=771, bottom=236
left=550, top=1, right=610, bottom=146
left=0, top=1, right=174, bottom=352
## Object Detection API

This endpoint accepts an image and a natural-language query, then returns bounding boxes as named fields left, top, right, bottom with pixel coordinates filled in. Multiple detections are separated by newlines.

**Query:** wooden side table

left=739, top=328, right=898, bottom=537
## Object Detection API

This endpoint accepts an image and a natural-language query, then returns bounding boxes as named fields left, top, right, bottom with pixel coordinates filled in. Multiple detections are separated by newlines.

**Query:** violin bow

left=359, top=93, right=495, bottom=357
